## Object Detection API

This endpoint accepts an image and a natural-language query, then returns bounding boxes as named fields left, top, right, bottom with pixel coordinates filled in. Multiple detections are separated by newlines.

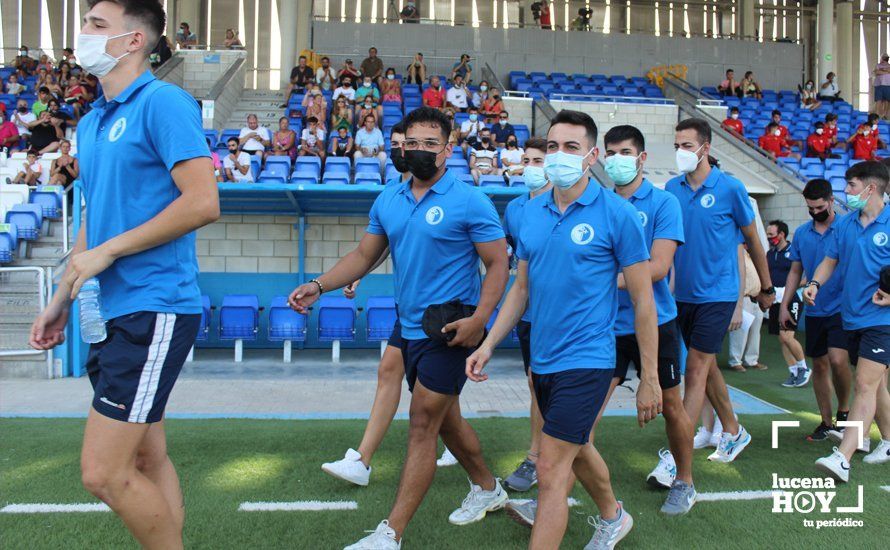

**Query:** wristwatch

left=762, top=286, right=776, bottom=295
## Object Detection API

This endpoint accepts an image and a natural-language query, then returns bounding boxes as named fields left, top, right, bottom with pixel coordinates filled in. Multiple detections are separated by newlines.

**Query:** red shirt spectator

left=422, top=84, right=446, bottom=109
left=0, top=115, right=19, bottom=148
left=759, top=132, right=791, bottom=157
left=806, top=130, right=832, bottom=158
left=723, top=117, right=743, bottom=135
left=823, top=122, right=838, bottom=144
left=773, top=124, right=790, bottom=140
left=849, top=133, right=879, bottom=160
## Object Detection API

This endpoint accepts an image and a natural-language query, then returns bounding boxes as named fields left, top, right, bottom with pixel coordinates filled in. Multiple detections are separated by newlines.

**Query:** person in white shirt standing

left=446, top=74, right=469, bottom=113
left=238, top=114, right=271, bottom=157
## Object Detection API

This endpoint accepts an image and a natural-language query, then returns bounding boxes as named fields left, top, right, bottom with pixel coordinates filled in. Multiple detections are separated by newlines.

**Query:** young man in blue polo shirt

left=28, top=1, right=219, bottom=548
left=288, top=107, right=510, bottom=549
left=466, top=111, right=661, bottom=549
left=779, top=179, right=852, bottom=442
left=666, top=118, right=775, bottom=463
left=808, top=161, right=890, bottom=479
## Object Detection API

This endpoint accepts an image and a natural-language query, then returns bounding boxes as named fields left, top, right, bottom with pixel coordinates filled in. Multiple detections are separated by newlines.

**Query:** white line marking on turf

left=727, top=385, right=792, bottom=414
left=697, top=490, right=778, bottom=502
left=0, top=503, right=111, bottom=513
left=881, top=486, right=890, bottom=493
left=238, top=501, right=358, bottom=512
left=510, top=498, right=581, bottom=507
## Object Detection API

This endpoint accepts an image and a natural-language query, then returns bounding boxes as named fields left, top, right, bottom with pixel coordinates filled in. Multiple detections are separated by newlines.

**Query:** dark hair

left=279, top=116, right=288, bottom=123
left=768, top=220, right=789, bottom=238
left=468, top=106, right=478, bottom=112
left=87, top=0, right=165, bottom=53
left=403, top=106, right=451, bottom=141
left=386, top=67, right=395, bottom=74
left=524, top=136, right=547, bottom=152
left=38, top=86, right=50, bottom=95
left=227, top=137, right=238, bottom=145
left=825, top=113, right=838, bottom=121
left=802, top=178, right=833, bottom=201
left=391, top=120, right=407, bottom=135
left=867, top=112, right=879, bottom=123
left=500, top=111, right=509, bottom=117
left=26, top=149, right=38, bottom=156
left=306, top=116, right=318, bottom=124
left=846, top=160, right=890, bottom=193
left=603, top=125, right=645, bottom=153
left=321, top=56, right=329, bottom=61
left=766, top=121, right=778, bottom=130
left=814, top=121, right=824, bottom=129
left=744, top=71, right=753, bottom=78
left=363, top=114, right=376, bottom=125
left=676, top=117, right=711, bottom=144
left=726, top=68, right=734, bottom=75
left=299, top=55, right=307, bottom=60
left=730, top=106, right=739, bottom=113
left=771, top=110, right=781, bottom=117
left=369, top=46, right=377, bottom=52
left=549, top=110, right=598, bottom=148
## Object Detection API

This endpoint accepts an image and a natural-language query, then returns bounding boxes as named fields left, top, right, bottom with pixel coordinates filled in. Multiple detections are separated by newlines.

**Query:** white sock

left=796, top=359, right=808, bottom=371
left=789, top=365, right=798, bottom=375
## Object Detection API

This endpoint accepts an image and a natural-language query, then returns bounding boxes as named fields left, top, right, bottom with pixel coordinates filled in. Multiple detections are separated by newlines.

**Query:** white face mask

left=675, top=144, right=704, bottom=174
left=730, top=113, right=739, bottom=120
left=77, top=31, right=134, bottom=77
left=774, top=129, right=781, bottom=137
left=816, top=128, right=824, bottom=135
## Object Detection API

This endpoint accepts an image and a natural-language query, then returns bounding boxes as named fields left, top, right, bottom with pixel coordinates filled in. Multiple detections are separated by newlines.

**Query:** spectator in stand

left=46, top=99, right=72, bottom=133
left=150, top=35, right=173, bottom=69
left=33, top=87, right=51, bottom=117
left=268, top=116, right=297, bottom=163
left=13, top=46, right=36, bottom=75
left=460, top=106, right=486, bottom=151
left=331, top=97, right=354, bottom=133
left=472, top=80, right=490, bottom=108
left=206, top=138, right=224, bottom=182
left=380, top=68, right=402, bottom=103
left=283, top=55, right=316, bottom=108
left=331, top=127, right=354, bottom=158
left=58, top=63, right=73, bottom=89
left=875, top=53, right=890, bottom=120
left=59, top=47, right=78, bottom=70
left=49, top=139, right=79, bottom=186
left=538, top=1, right=552, bottom=29
left=354, top=114, right=386, bottom=167
left=717, top=69, right=740, bottom=98
left=27, top=110, right=63, bottom=154
left=37, top=54, right=53, bottom=73
left=400, top=0, right=420, bottom=23
left=818, top=72, right=842, bottom=102
left=800, top=80, right=822, bottom=111
left=0, top=111, right=19, bottom=150
left=500, top=135, right=524, bottom=177
left=224, top=29, right=242, bottom=49
left=443, top=109, right=461, bottom=146
left=11, top=99, right=35, bottom=149
left=806, top=122, right=836, bottom=160
left=360, top=47, right=384, bottom=86
left=238, top=114, right=272, bottom=157
left=451, top=54, right=473, bottom=83
left=175, top=22, right=197, bottom=48
left=223, top=137, right=254, bottom=182
left=823, top=113, right=845, bottom=150
left=64, top=76, right=87, bottom=119
left=858, top=113, right=887, bottom=145
left=337, top=59, right=361, bottom=87
left=302, top=83, right=328, bottom=130
left=770, top=110, right=801, bottom=148
left=422, top=76, right=446, bottom=110
left=491, top=110, right=515, bottom=147
left=722, top=106, right=744, bottom=137
left=41, top=70, right=64, bottom=100
left=445, top=74, right=469, bottom=112
left=470, top=127, right=499, bottom=184
left=316, top=56, right=336, bottom=91
left=847, top=122, right=882, bottom=160
left=481, top=87, right=504, bottom=123
left=299, top=116, right=326, bottom=161
left=333, top=77, right=357, bottom=104
left=405, top=53, right=426, bottom=85
left=357, top=96, right=380, bottom=128
left=355, top=76, right=381, bottom=106
left=740, top=71, right=763, bottom=99
left=10, top=150, right=42, bottom=185
left=5, top=74, right=25, bottom=96
left=760, top=121, right=800, bottom=160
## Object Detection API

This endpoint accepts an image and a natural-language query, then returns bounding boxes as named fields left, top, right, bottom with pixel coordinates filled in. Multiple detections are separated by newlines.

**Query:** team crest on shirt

left=425, top=206, right=444, bottom=225
left=571, top=223, right=595, bottom=245
left=638, top=212, right=648, bottom=227
left=874, top=232, right=889, bottom=247
left=109, top=117, right=127, bottom=142
left=700, top=193, right=716, bottom=208
left=784, top=251, right=791, bottom=258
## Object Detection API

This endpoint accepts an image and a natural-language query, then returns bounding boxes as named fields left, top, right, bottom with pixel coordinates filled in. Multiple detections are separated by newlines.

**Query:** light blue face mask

left=604, top=153, right=641, bottom=186
left=469, top=113, right=478, bottom=122
left=846, top=186, right=873, bottom=210
left=543, top=148, right=594, bottom=190
left=523, top=166, right=548, bottom=191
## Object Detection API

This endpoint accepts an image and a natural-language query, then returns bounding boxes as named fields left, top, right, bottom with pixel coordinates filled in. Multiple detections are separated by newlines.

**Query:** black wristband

left=807, top=280, right=821, bottom=289
left=309, top=278, right=324, bottom=294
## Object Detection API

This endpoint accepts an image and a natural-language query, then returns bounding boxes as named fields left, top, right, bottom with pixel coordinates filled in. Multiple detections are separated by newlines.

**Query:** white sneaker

left=322, top=448, right=371, bottom=487
left=584, top=502, right=634, bottom=550
left=708, top=425, right=752, bottom=463
left=827, top=428, right=871, bottom=453
left=343, top=520, right=400, bottom=550
left=815, top=447, right=850, bottom=483
left=693, top=427, right=713, bottom=449
left=448, top=478, right=509, bottom=525
left=437, top=447, right=459, bottom=467
left=708, top=415, right=724, bottom=448
left=863, top=439, right=890, bottom=465
left=646, top=448, right=676, bottom=489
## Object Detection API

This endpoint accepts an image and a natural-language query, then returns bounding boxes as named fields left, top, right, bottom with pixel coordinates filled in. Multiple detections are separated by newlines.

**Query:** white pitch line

left=697, top=490, right=778, bottom=502
left=238, top=500, right=358, bottom=512
left=1, top=503, right=111, bottom=513
left=881, top=486, right=890, bottom=493
left=510, top=498, right=581, bottom=507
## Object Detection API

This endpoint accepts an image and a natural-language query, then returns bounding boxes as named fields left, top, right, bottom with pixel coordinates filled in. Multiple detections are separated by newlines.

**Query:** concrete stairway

left=225, top=89, right=287, bottom=129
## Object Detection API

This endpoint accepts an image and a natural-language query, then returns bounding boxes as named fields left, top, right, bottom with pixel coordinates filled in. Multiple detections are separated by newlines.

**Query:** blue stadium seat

left=800, top=165, right=825, bottom=179
left=322, top=157, right=351, bottom=184
left=196, top=295, right=212, bottom=342
left=318, top=296, right=356, bottom=362
left=385, top=165, right=400, bottom=183
left=0, top=223, right=17, bottom=264
left=29, top=185, right=62, bottom=219
left=800, top=158, right=822, bottom=169
left=833, top=191, right=846, bottom=203
left=479, top=175, right=507, bottom=187
left=219, top=294, right=259, bottom=362
left=250, top=157, right=261, bottom=180
left=354, top=158, right=383, bottom=184
left=365, top=295, right=397, bottom=344
left=458, top=173, right=476, bottom=186
left=218, top=129, right=239, bottom=147
left=509, top=175, right=525, bottom=187
left=292, top=165, right=320, bottom=185
left=203, top=129, right=218, bottom=145
left=265, top=156, right=291, bottom=172
left=5, top=204, right=42, bottom=240
left=268, top=295, right=308, bottom=361
left=829, top=177, right=847, bottom=192
left=259, top=163, right=289, bottom=183
left=514, top=125, right=530, bottom=147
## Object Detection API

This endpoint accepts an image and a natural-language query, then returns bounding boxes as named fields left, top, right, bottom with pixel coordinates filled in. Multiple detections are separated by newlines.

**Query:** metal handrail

left=0, top=267, right=48, bottom=372
left=207, top=56, right=247, bottom=100
left=152, top=53, right=184, bottom=80
left=481, top=62, right=506, bottom=95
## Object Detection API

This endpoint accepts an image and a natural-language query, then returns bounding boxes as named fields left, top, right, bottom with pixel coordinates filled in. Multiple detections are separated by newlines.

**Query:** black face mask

left=17, top=106, right=27, bottom=113
left=228, top=148, right=238, bottom=154
left=390, top=147, right=410, bottom=173
left=405, top=149, right=440, bottom=180
left=809, top=209, right=830, bottom=223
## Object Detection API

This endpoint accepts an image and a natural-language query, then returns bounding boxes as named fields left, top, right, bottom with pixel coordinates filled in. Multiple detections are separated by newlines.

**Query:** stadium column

left=836, top=1, right=853, bottom=104
left=279, top=0, right=313, bottom=88
left=817, top=0, right=834, bottom=85
left=739, top=0, right=756, bottom=39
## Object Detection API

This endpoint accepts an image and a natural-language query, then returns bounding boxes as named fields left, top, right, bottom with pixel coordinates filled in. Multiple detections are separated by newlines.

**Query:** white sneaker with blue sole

left=708, top=425, right=752, bottom=462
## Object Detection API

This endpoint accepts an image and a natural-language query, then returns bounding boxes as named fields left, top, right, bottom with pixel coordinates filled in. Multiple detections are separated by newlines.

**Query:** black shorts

left=387, top=318, right=403, bottom=348
left=532, top=368, right=614, bottom=444
left=804, top=313, right=849, bottom=358
left=516, top=320, right=531, bottom=375
left=86, top=312, right=200, bottom=424
left=400, top=337, right=473, bottom=395
left=614, top=319, right=682, bottom=390
left=768, top=295, right=802, bottom=335
left=847, top=326, right=890, bottom=367
left=677, top=301, right=736, bottom=354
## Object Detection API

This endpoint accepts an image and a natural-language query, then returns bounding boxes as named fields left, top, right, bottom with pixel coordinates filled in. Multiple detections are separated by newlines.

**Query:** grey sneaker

left=505, top=499, right=536, bottom=527
left=583, top=503, right=633, bottom=550
left=660, top=480, right=697, bottom=515
left=794, top=367, right=812, bottom=387
left=503, top=459, right=537, bottom=492
left=781, top=369, right=797, bottom=387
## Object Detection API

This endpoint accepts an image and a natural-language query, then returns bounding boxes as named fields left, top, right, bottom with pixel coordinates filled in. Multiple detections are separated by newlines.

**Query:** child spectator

left=11, top=150, right=42, bottom=185
left=299, top=117, right=327, bottom=161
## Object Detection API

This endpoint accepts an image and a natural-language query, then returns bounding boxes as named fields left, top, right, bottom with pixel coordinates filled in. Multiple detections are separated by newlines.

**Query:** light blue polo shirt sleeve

left=653, top=193, right=685, bottom=244
left=730, top=183, right=755, bottom=228
left=466, top=191, right=505, bottom=243
left=146, top=85, right=210, bottom=170
left=367, top=193, right=386, bottom=235
left=824, top=226, right=840, bottom=260
left=613, top=201, right=650, bottom=268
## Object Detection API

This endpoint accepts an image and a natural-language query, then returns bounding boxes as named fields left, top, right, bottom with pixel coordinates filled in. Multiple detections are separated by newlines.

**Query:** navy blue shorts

left=677, top=301, right=736, bottom=355
left=400, top=337, right=472, bottom=395
left=804, top=313, right=849, bottom=358
left=532, top=368, right=614, bottom=444
left=876, top=86, right=890, bottom=102
left=87, top=312, right=200, bottom=424
left=847, top=326, right=890, bottom=367
left=387, top=318, right=403, bottom=348
left=516, top=320, right=531, bottom=375
left=614, top=319, right=682, bottom=390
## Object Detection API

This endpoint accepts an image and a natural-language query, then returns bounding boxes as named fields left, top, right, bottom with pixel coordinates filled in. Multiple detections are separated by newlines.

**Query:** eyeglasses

left=404, top=139, right=444, bottom=151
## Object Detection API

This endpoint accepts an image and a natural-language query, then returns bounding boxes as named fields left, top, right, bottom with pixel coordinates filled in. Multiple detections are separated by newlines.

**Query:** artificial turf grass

left=1, top=415, right=886, bottom=550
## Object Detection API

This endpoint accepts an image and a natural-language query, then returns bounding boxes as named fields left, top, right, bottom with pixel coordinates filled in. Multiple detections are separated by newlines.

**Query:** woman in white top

left=799, top=80, right=822, bottom=111
left=818, top=72, right=843, bottom=102
left=500, top=137, right=524, bottom=176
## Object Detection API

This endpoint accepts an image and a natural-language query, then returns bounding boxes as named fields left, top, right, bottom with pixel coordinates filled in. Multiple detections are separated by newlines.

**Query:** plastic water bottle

left=79, top=278, right=107, bottom=343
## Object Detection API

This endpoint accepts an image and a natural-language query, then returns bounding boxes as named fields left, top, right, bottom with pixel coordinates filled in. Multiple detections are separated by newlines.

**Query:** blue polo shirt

left=665, top=166, right=755, bottom=303
left=515, top=181, right=650, bottom=374
left=367, top=169, right=505, bottom=339
left=824, top=206, right=890, bottom=330
left=77, top=71, right=208, bottom=320
left=614, top=180, right=684, bottom=336
left=787, top=218, right=843, bottom=317
left=504, top=192, right=532, bottom=323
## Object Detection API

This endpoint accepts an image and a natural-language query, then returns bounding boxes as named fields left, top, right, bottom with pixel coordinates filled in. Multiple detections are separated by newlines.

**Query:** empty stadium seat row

left=0, top=185, right=63, bottom=264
